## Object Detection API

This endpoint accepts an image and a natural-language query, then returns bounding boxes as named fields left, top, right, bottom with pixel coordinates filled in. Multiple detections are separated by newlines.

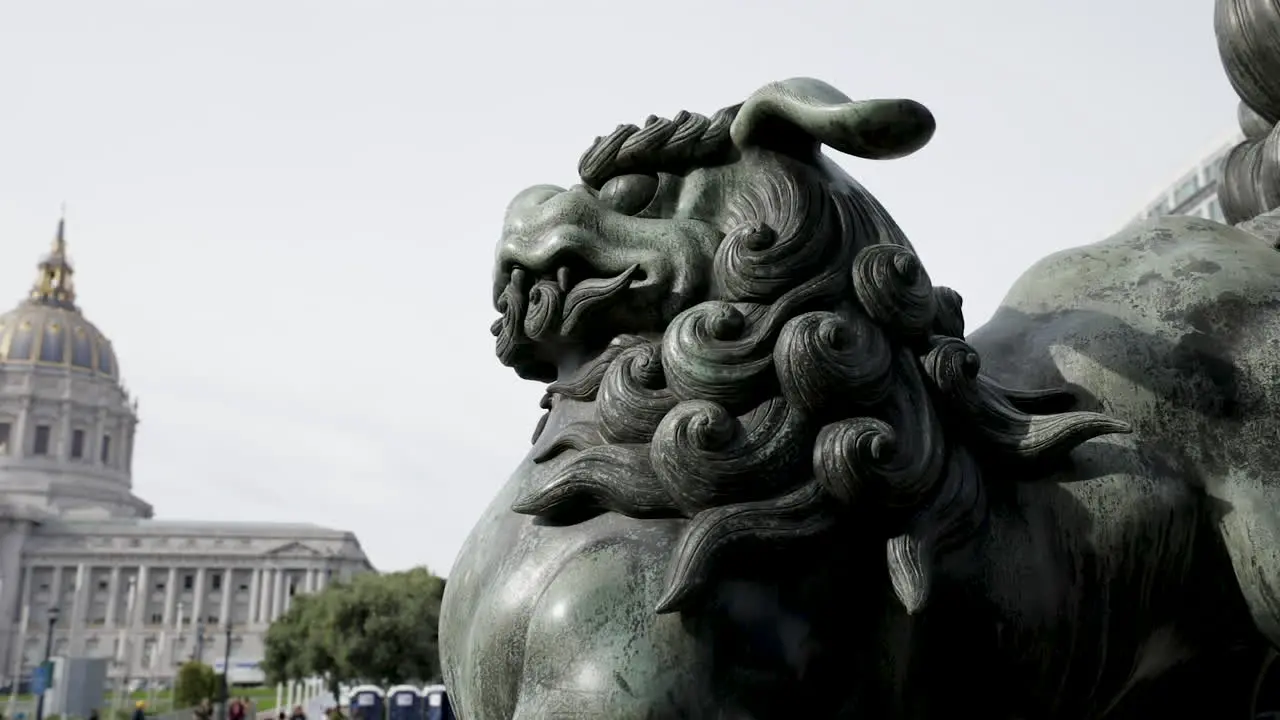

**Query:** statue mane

left=577, top=105, right=741, bottom=190
left=499, top=101, right=1130, bottom=616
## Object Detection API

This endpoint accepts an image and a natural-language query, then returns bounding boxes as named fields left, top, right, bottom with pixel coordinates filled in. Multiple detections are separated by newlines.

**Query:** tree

left=174, top=661, right=218, bottom=709
left=261, top=568, right=445, bottom=700
left=332, top=568, right=445, bottom=686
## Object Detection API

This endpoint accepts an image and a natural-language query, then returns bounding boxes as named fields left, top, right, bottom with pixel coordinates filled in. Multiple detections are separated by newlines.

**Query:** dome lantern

left=0, top=216, right=120, bottom=381
left=29, top=216, right=77, bottom=310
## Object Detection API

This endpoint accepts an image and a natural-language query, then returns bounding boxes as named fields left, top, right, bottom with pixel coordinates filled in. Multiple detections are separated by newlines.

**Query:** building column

left=10, top=604, right=29, bottom=680
left=266, top=570, right=280, bottom=621
left=257, top=570, right=271, bottom=625
left=162, top=567, right=178, bottom=626
left=247, top=568, right=261, bottom=625
left=218, top=567, right=233, bottom=626
left=68, top=563, right=89, bottom=653
left=128, top=565, right=149, bottom=677
left=12, top=397, right=31, bottom=457
left=19, top=566, right=34, bottom=617
left=48, top=566, right=63, bottom=613
left=131, top=565, right=149, bottom=628
left=282, top=571, right=293, bottom=615
left=57, top=399, right=72, bottom=460
left=191, top=567, right=206, bottom=625
left=104, top=566, right=121, bottom=628
left=121, top=418, right=136, bottom=473
left=92, top=408, right=106, bottom=467
left=279, top=571, right=291, bottom=619
left=71, top=564, right=88, bottom=621
left=0, top=524, right=32, bottom=682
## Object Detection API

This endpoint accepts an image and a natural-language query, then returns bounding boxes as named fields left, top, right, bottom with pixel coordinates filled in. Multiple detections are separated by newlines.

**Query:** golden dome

left=0, top=218, right=120, bottom=380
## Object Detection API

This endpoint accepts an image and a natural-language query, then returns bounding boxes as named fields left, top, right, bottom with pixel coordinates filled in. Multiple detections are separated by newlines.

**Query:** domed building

left=0, top=219, right=146, bottom=519
left=0, top=221, right=372, bottom=693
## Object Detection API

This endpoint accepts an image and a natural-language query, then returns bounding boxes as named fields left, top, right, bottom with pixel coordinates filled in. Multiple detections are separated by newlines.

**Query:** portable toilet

left=347, top=684, right=387, bottom=720
left=422, top=685, right=455, bottom=720
left=386, top=685, right=424, bottom=720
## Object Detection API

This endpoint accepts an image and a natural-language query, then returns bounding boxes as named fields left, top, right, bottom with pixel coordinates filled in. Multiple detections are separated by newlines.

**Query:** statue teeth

left=557, top=266, right=571, bottom=292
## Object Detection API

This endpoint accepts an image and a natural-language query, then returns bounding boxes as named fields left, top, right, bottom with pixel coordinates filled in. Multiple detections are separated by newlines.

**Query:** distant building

left=0, top=220, right=374, bottom=687
left=1129, top=133, right=1242, bottom=226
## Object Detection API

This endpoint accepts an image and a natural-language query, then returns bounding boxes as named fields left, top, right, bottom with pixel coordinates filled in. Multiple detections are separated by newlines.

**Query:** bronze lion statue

left=439, top=76, right=1280, bottom=719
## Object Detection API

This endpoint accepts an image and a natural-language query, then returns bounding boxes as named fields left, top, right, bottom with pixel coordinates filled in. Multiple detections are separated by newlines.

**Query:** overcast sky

left=0, top=0, right=1239, bottom=574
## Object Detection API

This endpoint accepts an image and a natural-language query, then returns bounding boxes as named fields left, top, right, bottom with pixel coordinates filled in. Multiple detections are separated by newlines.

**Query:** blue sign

left=29, top=663, right=50, bottom=695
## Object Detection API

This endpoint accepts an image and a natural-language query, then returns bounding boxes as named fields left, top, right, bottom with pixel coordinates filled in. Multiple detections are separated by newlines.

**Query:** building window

left=1173, top=175, right=1200, bottom=206
left=71, top=429, right=86, bottom=459
left=98, top=580, right=109, bottom=590
left=155, top=582, right=166, bottom=591
left=183, top=575, right=194, bottom=591
left=0, top=422, right=11, bottom=455
left=149, top=613, right=163, bottom=624
left=1210, top=154, right=1228, bottom=182
left=238, top=583, right=249, bottom=592
left=211, top=574, right=223, bottom=591
left=32, top=426, right=51, bottom=456
left=100, top=435, right=112, bottom=464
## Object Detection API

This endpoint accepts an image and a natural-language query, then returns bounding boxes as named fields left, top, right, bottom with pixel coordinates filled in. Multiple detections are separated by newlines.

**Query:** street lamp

left=220, top=623, right=232, bottom=720
left=34, top=606, right=60, bottom=720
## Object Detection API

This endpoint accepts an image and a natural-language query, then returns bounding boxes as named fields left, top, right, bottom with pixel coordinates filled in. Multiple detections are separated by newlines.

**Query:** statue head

left=491, top=78, right=1128, bottom=615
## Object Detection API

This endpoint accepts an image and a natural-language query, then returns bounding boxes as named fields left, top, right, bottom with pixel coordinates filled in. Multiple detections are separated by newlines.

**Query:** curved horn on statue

left=729, top=77, right=936, bottom=161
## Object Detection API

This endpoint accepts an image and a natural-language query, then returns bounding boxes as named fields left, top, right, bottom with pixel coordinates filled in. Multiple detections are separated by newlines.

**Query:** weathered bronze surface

left=441, top=3, right=1280, bottom=715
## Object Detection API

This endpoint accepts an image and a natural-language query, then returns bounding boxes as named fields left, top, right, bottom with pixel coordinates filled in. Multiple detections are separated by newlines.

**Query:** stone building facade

left=0, top=221, right=373, bottom=686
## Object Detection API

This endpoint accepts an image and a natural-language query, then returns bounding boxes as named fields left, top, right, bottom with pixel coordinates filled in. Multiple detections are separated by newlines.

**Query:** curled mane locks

left=813, top=351, right=946, bottom=509
left=853, top=244, right=937, bottom=344
left=598, top=342, right=678, bottom=444
left=774, top=309, right=894, bottom=418
left=715, top=171, right=841, bottom=303
left=650, top=397, right=811, bottom=516
left=661, top=302, right=777, bottom=414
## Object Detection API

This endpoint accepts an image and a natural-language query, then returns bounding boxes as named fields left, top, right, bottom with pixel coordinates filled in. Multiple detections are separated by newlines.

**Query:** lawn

left=5, top=686, right=282, bottom=715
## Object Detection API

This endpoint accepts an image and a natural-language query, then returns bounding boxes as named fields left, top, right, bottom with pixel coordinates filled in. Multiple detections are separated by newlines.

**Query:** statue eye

left=597, top=173, right=660, bottom=216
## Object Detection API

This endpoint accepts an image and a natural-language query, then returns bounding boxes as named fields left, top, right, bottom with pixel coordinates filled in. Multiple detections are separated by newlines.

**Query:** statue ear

left=730, top=77, right=936, bottom=160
